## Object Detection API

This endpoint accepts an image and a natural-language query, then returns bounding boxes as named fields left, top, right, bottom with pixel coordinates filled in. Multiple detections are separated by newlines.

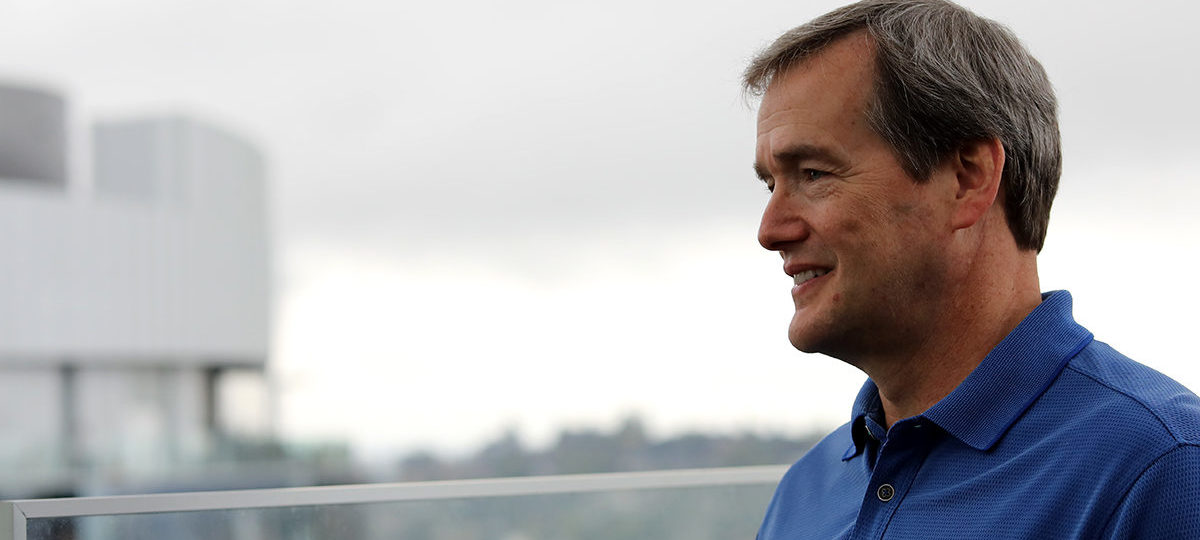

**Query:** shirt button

left=877, top=483, right=895, bottom=502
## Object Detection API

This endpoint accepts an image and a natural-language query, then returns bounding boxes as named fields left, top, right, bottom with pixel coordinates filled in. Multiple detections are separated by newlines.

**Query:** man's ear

left=950, top=137, right=1005, bottom=231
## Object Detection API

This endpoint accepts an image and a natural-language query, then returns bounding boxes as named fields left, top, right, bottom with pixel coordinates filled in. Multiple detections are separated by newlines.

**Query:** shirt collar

left=845, top=290, right=1093, bottom=459
left=845, top=381, right=885, bottom=460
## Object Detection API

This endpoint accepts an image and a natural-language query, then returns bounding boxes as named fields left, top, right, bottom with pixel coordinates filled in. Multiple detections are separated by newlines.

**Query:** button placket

left=848, top=420, right=938, bottom=539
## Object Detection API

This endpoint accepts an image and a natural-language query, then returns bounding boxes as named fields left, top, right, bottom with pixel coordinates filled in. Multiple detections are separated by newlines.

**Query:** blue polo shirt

left=758, top=291, right=1200, bottom=539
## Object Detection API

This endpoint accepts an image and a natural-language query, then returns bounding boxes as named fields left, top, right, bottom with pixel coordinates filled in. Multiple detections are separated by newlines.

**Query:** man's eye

left=804, top=169, right=828, bottom=181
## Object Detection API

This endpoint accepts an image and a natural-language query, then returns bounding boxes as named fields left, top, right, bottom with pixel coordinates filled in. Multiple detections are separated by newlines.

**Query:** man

left=746, top=1, right=1200, bottom=538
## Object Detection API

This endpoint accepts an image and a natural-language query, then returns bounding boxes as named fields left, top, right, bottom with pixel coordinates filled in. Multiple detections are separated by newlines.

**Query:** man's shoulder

left=1059, top=339, right=1200, bottom=446
left=760, top=422, right=864, bottom=539
left=1061, top=342, right=1200, bottom=537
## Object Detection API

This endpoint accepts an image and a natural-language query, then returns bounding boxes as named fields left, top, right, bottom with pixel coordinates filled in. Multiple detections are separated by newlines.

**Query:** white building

left=0, top=82, right=271, bottom=497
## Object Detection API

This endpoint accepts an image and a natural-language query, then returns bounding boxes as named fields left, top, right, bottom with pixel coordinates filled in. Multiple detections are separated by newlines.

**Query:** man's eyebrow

left=753, top=143, right=842, bottom=182
left=774, top=143, right=841, bottom=166
left=753, top=162, right=771, bottom=182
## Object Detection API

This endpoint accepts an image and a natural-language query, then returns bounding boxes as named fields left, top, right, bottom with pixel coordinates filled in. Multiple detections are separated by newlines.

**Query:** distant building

left=0, top=82, right=272, bottom=497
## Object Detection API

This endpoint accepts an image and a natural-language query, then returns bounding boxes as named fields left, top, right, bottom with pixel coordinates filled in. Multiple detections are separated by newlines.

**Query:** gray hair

left=744, top=0, right=1060, bottom=252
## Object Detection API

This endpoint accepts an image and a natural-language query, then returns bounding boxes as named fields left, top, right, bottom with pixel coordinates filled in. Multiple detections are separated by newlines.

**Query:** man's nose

left=758, top=192, right=810, bottom=251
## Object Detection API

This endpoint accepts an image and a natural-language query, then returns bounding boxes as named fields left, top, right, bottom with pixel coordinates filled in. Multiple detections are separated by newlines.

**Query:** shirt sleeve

left=1102, top=444, right=1200, bottom=539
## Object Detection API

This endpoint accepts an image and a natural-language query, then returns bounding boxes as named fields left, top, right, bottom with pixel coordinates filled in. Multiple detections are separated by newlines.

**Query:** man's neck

left=867, top=248, right=1042, bottom=429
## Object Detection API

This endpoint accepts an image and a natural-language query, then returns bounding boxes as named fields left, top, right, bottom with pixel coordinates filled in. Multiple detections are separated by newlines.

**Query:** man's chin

left=787, top=324, right=824, bottom=354
left=789, top=309, right=848, bottom=355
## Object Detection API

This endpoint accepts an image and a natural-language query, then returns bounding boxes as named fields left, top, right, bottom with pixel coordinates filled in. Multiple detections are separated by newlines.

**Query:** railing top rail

left=3, top=464, right=788, bottom=520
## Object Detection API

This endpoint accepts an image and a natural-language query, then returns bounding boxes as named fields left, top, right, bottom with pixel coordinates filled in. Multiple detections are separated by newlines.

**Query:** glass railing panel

left=5, top=466, right=786, bottom=540
left=27, top=484, right=773, bottom=540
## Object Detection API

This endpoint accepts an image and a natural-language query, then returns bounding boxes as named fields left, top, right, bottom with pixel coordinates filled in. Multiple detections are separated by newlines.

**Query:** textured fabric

left=757, top=291, right=1200, bottom=539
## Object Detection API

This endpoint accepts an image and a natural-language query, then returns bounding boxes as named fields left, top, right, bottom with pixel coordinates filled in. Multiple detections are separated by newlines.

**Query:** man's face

left=754, top=34, right=955, bottom=362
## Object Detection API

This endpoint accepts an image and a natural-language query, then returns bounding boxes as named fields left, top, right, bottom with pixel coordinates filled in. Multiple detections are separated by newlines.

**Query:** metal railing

left=2, top=465, right=787, bottom=540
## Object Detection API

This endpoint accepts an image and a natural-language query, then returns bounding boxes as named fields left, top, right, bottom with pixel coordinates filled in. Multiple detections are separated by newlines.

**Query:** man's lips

left=791, top=268, right=830, bottom=286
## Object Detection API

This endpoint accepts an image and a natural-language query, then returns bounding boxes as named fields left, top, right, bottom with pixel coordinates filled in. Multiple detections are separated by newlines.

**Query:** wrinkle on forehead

left=755, top=120, right=852, bottom=174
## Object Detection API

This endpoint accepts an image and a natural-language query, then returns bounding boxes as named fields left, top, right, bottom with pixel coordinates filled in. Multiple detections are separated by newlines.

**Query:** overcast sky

left=2, top=0, right=1197, bottom=459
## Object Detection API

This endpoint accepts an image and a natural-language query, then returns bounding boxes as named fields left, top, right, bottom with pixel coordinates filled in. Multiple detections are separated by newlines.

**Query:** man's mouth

left=791, top=268, right=830, bottom=286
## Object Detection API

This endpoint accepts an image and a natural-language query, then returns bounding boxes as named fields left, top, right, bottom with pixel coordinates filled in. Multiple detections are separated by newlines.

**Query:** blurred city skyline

left=2, top=0, right=1197, bottom=461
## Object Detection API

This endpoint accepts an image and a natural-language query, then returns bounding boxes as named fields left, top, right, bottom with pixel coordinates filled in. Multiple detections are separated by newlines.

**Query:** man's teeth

left=792, top=269, right=829, bottom=285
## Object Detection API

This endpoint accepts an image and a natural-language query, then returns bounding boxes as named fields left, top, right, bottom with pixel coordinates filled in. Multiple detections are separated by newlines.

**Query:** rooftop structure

left=0, top=82, right=272, bottom=498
